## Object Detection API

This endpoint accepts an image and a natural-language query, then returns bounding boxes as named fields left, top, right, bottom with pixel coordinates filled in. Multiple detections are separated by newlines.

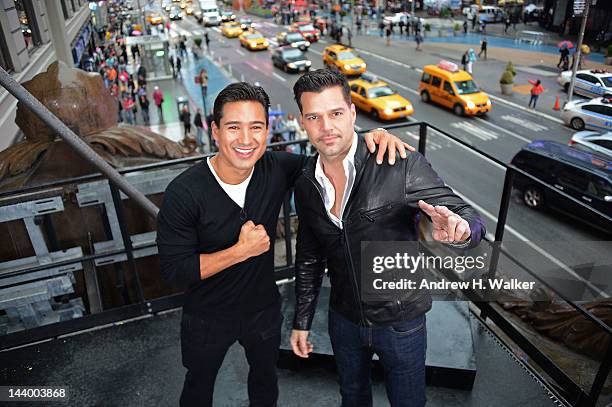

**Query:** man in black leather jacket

left=290, top=69, right=486, bottom=407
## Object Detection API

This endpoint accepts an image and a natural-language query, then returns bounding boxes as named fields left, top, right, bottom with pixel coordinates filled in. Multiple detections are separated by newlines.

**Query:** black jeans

left=179, top=300, right=282, bottom=407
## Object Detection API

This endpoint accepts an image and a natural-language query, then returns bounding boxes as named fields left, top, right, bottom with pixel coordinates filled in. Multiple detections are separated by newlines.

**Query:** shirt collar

left=315, top=132, right=358, bottom=182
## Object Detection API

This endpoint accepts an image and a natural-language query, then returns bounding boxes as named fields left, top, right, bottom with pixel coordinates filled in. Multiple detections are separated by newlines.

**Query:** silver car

left=561, top=96, right=612, bottom=131
left=557, top=69, right=612, bottom=98
left=569, top=131, right=612, bottom=158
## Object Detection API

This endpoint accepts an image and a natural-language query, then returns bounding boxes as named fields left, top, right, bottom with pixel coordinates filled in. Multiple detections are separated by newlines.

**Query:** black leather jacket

left=293, top=136, right=486, bottom=330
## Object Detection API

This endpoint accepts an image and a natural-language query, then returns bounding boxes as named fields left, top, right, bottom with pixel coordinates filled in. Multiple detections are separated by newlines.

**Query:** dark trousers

left=180, top=300, right=282, bottom=407
left=529, top=94, right=539, bottom=108
left=329, top=310, right=427, bottom=407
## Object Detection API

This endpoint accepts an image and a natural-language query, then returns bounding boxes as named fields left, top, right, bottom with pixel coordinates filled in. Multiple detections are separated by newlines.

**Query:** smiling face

left=299, top=86, right=356, bottom=161
left=212, top=101, right=268, bottom=182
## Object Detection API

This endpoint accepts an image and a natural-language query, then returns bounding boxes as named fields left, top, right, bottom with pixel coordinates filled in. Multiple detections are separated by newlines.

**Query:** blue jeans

left=329, top=310, right=427, bottom=407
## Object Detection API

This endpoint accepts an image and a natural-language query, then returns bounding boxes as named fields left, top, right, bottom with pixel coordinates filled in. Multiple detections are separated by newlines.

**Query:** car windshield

left=240, top=18, right=251, bottom=23
left=338, top=51, right=357, bottom=60
left=601, top=76, right=612, bottom=87
left=455, top=80, right=480, bottom=95
left=283, top=49, right=304, bottom=59
left=367, top=86, right=395, bottom=98
left=247, top=34, right=263, bottom=39
left=299, top=24, right=315, bottom=31
left=286, top=33, right=303, bottom=41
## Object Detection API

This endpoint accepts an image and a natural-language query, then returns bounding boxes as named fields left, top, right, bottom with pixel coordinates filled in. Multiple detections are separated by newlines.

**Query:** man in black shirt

left=157, top=82, right=412, bottom=407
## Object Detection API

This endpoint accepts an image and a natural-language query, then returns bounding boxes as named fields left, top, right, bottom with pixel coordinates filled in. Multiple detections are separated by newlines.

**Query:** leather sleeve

left=293, top=184, right=326, bottom=331
left=405, top=153, right=486, bottom=249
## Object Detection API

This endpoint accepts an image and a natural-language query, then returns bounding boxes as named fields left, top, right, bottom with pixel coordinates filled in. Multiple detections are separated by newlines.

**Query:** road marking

left=319, top=39, right=328, bottom=44
left=450, top=121, right=498, bottom=141
left=376, top=75, right=419, bottom=96
left=453, top=192, right=609, bottom=299
left=309, top=49, right=323, bottom=56
left=474, top=117, right=532, bottom=143
left=272, top=72, right=287, bottom=82
left=263, top=22, right=277, bottom=28
left=236, top=49, right=245, bottom=56
left=488, top=94, right=564, bottom=124
left=268, top=39, right=278, bottom=46
left=245, top=61, right=260, bottom=71
left=212, top=27, right=221, bottom=32
left=500, top=114, right=549, bottom=132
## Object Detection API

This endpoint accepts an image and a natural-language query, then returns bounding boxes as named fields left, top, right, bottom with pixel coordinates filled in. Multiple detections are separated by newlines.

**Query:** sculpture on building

left=0, top=61, right=193, bottom=189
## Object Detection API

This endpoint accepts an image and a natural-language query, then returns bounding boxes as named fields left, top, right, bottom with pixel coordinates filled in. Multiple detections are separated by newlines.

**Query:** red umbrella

left=558, top=40, right=574, bottom=49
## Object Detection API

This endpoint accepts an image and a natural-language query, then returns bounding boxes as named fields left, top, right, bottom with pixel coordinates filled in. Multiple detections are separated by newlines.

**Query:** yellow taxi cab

left=239, top=31, right=269, bottom=51
left=147, top=13, right=163, bottom=25
left=323, top=44, right=366, bottom=76
left=419, top=60, right=491, bottom=116
left=348, top=73, right=414, bottom=120
left=221, top=22, right=243, bottom=38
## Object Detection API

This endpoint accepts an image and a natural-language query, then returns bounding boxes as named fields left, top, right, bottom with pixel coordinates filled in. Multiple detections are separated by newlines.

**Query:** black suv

left=511, top=140, right=612, bottom=233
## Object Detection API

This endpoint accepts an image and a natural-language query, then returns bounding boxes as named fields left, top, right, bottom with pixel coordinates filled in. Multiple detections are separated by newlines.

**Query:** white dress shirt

left=314, top=133, right=358, bottom=229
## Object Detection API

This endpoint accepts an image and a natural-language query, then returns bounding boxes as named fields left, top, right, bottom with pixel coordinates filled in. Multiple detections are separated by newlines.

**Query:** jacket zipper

left=304, top=175, right=368, bottom=326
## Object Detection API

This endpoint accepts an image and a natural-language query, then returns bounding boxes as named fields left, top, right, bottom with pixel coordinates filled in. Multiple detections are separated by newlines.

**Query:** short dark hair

left=293, top=69, right=351, bottom=113
left=213, top=82, right=270, bottom=127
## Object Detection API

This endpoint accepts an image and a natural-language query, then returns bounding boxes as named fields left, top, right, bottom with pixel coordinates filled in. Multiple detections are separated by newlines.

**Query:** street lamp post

left=566, top=0, right=592, bottom=105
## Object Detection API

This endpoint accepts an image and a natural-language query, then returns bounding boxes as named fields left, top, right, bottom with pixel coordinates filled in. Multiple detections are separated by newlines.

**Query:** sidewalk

left=133, top=48, right=231, bottom=144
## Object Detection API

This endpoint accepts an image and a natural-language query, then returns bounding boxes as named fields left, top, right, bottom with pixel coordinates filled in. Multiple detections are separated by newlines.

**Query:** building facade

left=0, top=0, right=95, bottom=151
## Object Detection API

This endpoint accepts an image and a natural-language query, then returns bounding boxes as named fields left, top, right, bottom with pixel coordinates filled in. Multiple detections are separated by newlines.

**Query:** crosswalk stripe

left=500, top=114, right=548, bottom=132
left=450, top=121, right=498, bottom=141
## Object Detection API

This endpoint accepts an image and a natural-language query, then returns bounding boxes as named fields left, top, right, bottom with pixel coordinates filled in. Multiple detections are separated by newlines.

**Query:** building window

left=14, top=0, right=41, bottom=53
left=60, top=0, right=69, bottom=19
left=70, top=0, right=77, bottom=13
left=0, top=29, right=13, bottom=72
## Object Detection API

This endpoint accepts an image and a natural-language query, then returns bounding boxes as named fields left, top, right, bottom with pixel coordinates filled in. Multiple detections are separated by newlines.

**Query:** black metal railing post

left=584, top=339, right=612, bottom=407
left=109, top=182, right=145, bottom=307
left=418, top=122, right=428, bottom=156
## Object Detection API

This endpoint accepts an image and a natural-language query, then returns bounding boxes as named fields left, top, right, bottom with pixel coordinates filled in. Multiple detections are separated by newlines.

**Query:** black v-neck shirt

left=157, top=151, right=306, bottom=318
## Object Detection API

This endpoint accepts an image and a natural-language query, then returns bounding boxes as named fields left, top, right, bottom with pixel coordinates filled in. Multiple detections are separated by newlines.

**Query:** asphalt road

left=168, top=13, right=611, bottom=301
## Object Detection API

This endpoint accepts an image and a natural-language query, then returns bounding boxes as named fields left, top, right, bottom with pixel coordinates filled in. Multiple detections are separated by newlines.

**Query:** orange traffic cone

left=553, top=96, right=560, bottom=111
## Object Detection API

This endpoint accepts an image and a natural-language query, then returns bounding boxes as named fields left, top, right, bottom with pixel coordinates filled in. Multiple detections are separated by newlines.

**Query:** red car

left=291, top=21, right=319, bottom=42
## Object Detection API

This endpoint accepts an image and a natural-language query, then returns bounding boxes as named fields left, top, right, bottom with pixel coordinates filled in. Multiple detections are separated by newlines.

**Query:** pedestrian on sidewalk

left=415, top=30, right=423, bottom=51
left=169, top=55, right=176, bottom=78
left=153, top=86, right=164, bottom=122
left=179, top=39, right=187, bottom=58
left=194, top=108, right=204, bottom=152
left=557, top=46, right=570, bottom=69
left=180, top=105, right=192, bottom=138
left=176, top=56, right=182, bottom=79
left=285, top=114, right=299, bottom=141
left=398, top=19, right=405, bottom=37
left=504, top=17, right=511, bottom=34
left=528, top=79, right=544, bottom=109
left=467, top=48, right=476, bottom=74
left=478, top=37, right=488, bottom=60
left=356, top=16, right=362, bottom=35
left=139, top=93, right=150, bottom=124
left=385, top=25, right=392, bottom=46
left=204, top=31, right=210, bottom=52
left=471, top=14, right=477, bottom=30
left=461, top=51, right=469, bottom=71
left=463, top=20, right=468, bottom=34
left=122, top=95, right=135, bottom=125
left=137, top=65, right=147, bottom=86
left=379, top=20, right=385, bottom=37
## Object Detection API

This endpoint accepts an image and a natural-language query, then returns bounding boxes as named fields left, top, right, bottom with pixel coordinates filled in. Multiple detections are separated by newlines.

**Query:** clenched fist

left=237, top=220, right=270, bottom=259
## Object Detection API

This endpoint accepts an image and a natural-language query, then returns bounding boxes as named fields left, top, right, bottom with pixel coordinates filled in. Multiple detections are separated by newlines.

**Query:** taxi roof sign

left=438, top=60, right=459, bottom=73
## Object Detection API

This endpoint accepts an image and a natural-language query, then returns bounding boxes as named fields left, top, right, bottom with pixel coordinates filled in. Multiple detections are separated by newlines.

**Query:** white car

left=569, top=131, right=612, bottom=158
left=561, top=96, right=612, bottom=131
left=383, top=12, right=409, bottom=25
left=558, top=69, right=612, bottom=98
